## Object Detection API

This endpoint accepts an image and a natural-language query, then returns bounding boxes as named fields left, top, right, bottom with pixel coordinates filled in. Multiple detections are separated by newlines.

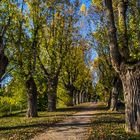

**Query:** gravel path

left=31, top=102, right=97, bottom=140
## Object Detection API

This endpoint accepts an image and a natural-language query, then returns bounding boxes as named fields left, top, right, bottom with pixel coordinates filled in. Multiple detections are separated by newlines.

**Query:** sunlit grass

left=88, top=104, right=140, bottom=140
left=0, top=109, right=76, bottom=140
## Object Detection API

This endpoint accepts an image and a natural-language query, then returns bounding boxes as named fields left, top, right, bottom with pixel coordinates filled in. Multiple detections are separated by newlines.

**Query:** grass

left=1, top=103, right=140, bottom=140
left=0, top=108, right=76, bottom=140
left=88, top=104, right=140, bottom=140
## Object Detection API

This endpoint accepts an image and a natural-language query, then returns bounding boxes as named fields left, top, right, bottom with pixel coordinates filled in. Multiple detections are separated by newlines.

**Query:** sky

left=1, top=0, right=95, bottom=86
left=82, top=0, right=91, bottom=7
left=80, top=0, right=98, bottom=63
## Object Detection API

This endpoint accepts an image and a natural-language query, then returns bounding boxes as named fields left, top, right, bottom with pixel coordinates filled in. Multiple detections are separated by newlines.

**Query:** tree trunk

left=65, top=84, right=76, bottom=106
left=78, top=92, right=80, bottom=104
left=67, top=92, right=74, bottom=106
left=68, top=95, right=74, bottom=106
left=26, top=76, right=38, bottom=117
left=105, top=0, right=140, bottom=133
left=105, top=0, right=122, bottom=72
left=110, top=87, right=119, bottom=111
left=107, top=91, right=112, bottom=109
left=79, top=91, right=82, bottom=104
left=120, top=63, right=140, bottom=133
left=0, top=52, right=8, bottom=82
left=81, top=92, right=84, bottom=103
left=48, top=91, right=56, bottom=112
left=76, top=92, right=79, bottom=104
left=110, top=76, right=122, bottom=111
left=83, top=92, right=86, bottom=102
left=88, top=94, right=91, bottom=102
left=47, top=79, right=58, bottom=112
left=73, top=92, right=76, bottom=105
left=65, top=88, right=74, bottom=106
left=0, top=21, right=9, bottom=85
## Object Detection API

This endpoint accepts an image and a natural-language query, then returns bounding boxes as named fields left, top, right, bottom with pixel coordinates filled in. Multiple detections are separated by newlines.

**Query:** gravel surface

left=31, top=103, right=97, bottom=140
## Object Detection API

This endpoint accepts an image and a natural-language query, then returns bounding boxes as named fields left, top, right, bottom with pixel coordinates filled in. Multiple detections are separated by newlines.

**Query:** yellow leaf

left=80, top=4, right=86, bottom=13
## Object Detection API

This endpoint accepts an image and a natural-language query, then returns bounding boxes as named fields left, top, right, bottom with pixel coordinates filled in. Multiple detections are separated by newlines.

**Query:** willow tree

left=105, top=0, right=140, bottom=133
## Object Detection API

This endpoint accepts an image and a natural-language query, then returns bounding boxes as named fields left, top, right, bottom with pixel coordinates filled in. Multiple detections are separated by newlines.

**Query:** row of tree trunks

left=73, top=91, right=88, bottom=105
left=26, top=77, right=58, bottom=115
left=66, top=89, right=89, bottom=106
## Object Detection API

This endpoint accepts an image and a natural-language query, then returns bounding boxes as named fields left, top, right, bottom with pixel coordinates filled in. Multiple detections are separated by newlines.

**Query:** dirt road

left=31, top=102, right=97, bottom=140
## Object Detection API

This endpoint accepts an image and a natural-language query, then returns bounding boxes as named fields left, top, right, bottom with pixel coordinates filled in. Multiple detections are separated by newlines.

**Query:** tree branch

left=105, top=0, right=122, bottom=72
left=118, top=0, right=129, bottom=60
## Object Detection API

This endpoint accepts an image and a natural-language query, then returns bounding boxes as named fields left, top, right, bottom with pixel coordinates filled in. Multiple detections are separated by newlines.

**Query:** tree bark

left=0, top=19, right=10, bottom=84
left=107, top=91, right=112, bottom=109
left=110, top=86, right=119, bottom=111
left=83, top=92, right=86, bottom=102
left=68, top=94, right=74, bottom=106
left=76, top=92, right=80, bottom=104
left=118, top=0, right=129, bottom=60
left=105, top=0, right=122, bottom=72
left=48, top=91, right=56, bottom=112
left=110, top=76, right=122, bottom=111
left=79, top=91, right=82, bottom=104
left=73, top=92, right=76, bottom=105
left=120, top=63, right=140, bottom=133
left=26, top=76, right=38, bottom=117
left=81, top=92, right=84, bottom=103
left=65, top=84, right=76, bottom=106
left=47, top=79, right=58, bottom=112
left=105, top=0, right=140, bottom=133
left=0, top=51, right=8, bottom=82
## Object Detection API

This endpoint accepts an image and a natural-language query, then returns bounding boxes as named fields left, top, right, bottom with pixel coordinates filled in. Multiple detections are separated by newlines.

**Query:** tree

left=8, top=0, right=44, bottom=117
left=110, top=75, right=122, bottom=111
left=37, top=0, right=76, bottom=111
left=105, top=0, right=140, bottom=133
left=91, top=25, right=118, bottom=108
left=61, top=46, right=92, bottom=106
left=0, top=1, right=12, bottom=89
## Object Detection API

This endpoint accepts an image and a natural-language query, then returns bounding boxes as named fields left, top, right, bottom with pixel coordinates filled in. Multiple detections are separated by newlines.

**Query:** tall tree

left=61, top=46, right=90, bottom=106
left=0, top=1, right=11, bottom=89
left=105, top=0, right=140, bottom=133
left=9, top=0, right=44, bottom=117
left=37, top=0, right=75, bottom=111
left=110, top=75, right=122, bottom=111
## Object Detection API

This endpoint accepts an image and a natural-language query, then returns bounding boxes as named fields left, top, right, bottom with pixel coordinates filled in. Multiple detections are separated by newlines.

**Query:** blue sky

left=82, top=0, right=91, bottom=7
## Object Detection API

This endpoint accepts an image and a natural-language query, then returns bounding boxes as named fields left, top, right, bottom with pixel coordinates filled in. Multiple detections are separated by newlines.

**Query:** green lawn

left=88, top=104, right=140, bottom=140
left=0, top=109, right=76, bottom=140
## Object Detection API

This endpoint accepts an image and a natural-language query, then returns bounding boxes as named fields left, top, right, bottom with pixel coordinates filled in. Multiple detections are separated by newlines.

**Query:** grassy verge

left=88, top=104, right=140, bottom=140
left=0, top=108, right=76, bottom=140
